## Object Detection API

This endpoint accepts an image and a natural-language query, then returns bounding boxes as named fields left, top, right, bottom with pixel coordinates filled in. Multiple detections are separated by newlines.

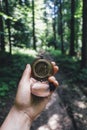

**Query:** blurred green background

left=0, top=0, right=87, bottom=129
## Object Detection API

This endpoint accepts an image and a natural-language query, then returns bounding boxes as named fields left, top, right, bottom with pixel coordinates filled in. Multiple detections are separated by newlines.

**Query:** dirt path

left=57, top=71, right=87, bottom=130
left=30, top=72, right=75, bottom=130
left=31, top=68, right=87, bottom=130
left=31, top=91, right=74, bottom=130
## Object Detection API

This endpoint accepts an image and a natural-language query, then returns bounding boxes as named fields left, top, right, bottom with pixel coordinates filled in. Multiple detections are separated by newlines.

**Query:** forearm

left=0, top=106, right=32, bottom=130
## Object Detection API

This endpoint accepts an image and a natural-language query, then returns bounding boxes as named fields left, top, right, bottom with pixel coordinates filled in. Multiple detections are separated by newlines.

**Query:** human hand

left=14, top=62, right=59, bottom=122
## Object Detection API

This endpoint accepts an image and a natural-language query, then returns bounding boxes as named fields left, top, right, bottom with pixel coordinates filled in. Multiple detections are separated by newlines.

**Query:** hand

left=14, top=63, right=59, bottom=121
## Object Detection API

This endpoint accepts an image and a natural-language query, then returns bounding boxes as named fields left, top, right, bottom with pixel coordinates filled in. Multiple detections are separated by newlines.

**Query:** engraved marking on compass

left=35, top=62, right=49, bottom=77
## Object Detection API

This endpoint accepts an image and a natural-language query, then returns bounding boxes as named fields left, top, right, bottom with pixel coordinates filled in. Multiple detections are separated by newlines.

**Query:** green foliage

left=47, top=47, right=61, bottom=56
left=0, top=12, right=17, bottom=21
left=78, top=69, right=87, bottom=85
left=0, top=83, right=9, bottom=97
left=12, top=4, right=32, bottom=47
left=1, top=0, right=82, bottom=54
left=0, top=48, right=36, bottom=98
left=48, top=48, right=87, bottom=85
left=75, top=0, right=82, bottom=18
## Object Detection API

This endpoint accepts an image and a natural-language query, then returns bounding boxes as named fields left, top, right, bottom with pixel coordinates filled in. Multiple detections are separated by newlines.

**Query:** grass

left=0, top=47, right=37, bottom=97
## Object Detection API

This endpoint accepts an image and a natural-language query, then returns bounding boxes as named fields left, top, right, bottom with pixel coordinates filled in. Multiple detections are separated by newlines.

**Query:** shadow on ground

left=31, top=91, right=74, bottom=130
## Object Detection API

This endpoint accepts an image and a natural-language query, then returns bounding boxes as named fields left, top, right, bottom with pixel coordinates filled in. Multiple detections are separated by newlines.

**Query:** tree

left=58, top=0, right=64, bottom=53
left=69, top=0, right=75, bottom=56
left=5, top=0, right=12, bottom=54
left=53, top=0, right=56, bottom=41
left=32, top=0, right=36, bottom=50
left=0, top=0, right=5, bottom=51
left=81, top=0, right=87, bottom=68
left=75, top=0, right=82, bottom=56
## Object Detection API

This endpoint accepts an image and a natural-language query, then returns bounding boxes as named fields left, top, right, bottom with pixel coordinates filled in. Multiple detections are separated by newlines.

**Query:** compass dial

left=32, top=59, right=53, bottom=81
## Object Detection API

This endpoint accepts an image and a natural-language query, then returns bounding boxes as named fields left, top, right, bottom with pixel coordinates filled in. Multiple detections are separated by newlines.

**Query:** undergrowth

left=47, top=48, right=87, bottom=86
left=0, top=48, right=36, bottom=98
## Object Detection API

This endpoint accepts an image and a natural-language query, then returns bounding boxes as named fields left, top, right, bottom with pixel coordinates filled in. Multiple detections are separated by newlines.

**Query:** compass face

left=32, top=59, right=53, bottom=81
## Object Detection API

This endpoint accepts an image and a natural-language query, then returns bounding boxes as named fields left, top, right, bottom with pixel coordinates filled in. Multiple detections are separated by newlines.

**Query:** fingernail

left=55, top=81, right=59, bottom=87
left=26, top=64, right=30, bottom=68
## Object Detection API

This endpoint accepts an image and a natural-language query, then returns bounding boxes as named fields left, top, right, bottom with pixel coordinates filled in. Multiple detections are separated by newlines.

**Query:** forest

left=0, top=0, right=87, bottom=130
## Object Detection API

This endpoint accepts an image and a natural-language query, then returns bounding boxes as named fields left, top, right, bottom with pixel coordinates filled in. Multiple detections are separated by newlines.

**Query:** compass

left=31, top=58, right=53, bottom=81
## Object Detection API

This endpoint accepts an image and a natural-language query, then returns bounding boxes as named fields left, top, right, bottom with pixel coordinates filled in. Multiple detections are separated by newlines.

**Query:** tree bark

left=5, top=0, right=12, bottom=54
left=59, top=0, right=64, bottom=53
left=0, top=1, right=5, bottom=51
left=69, top=0, right=75, bottom=56
left=81, top=0, right=87, bottom=68
left=32, top=0, right=36, bottom=50
left=53, top=1, right=56, bottom=41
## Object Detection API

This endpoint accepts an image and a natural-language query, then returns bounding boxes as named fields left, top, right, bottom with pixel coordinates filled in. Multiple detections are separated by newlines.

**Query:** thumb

left=21, top=64, right=31, bottom=81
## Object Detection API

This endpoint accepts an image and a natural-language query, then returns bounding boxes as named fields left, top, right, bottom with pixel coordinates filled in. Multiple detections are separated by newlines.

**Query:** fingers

left=31, top=82, right=50, bottom=97
left=31, top=76, right=59, bottom=97
left=49, top=62, right=59, bottom=92
left=48, top=76, right=59, bottom=87
left=21, top=64, right=31, bottom=81
left=51, top=62, right=59, bottom=74
left=48, top=76, right=59, bottom=94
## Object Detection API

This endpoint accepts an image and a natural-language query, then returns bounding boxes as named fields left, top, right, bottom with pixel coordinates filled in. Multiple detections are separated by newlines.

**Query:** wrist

left=14, top=102, right=36, bottom=122
left=13, top=105, right=32, bottom=125
left=1, top=105, right=32, bottom=130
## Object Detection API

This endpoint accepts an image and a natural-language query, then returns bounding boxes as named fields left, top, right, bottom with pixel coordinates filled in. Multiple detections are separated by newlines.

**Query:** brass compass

left=31, top=58, right=53, bottom=81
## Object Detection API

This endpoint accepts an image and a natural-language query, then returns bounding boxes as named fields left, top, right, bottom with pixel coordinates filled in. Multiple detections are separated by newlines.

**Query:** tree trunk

left=32, top=0, right=36, bottom=50
left=52, top=18, right=57, bottom=49
left=69, top=0, right=75, bottom=56
left=81, top=0, right=87, bottom=68
left=52, top=18, right=56, bottom=42
left=53, top=1, right=56, bottom=41
left=59, top=0, right=64, bottom=53
left=0, top=1, right=5, bottom=51
left=5, top=0, right=12, bottom=54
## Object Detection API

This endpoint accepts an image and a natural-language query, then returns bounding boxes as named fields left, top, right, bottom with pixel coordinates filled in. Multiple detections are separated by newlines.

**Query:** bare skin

left=0, top=62, right=59, bottom=130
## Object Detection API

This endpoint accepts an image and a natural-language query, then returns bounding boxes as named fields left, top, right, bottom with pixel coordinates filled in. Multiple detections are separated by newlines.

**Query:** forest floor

left=31, top=71, right=87, bottom=130
left=0, top=49, right=87, bottom=130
